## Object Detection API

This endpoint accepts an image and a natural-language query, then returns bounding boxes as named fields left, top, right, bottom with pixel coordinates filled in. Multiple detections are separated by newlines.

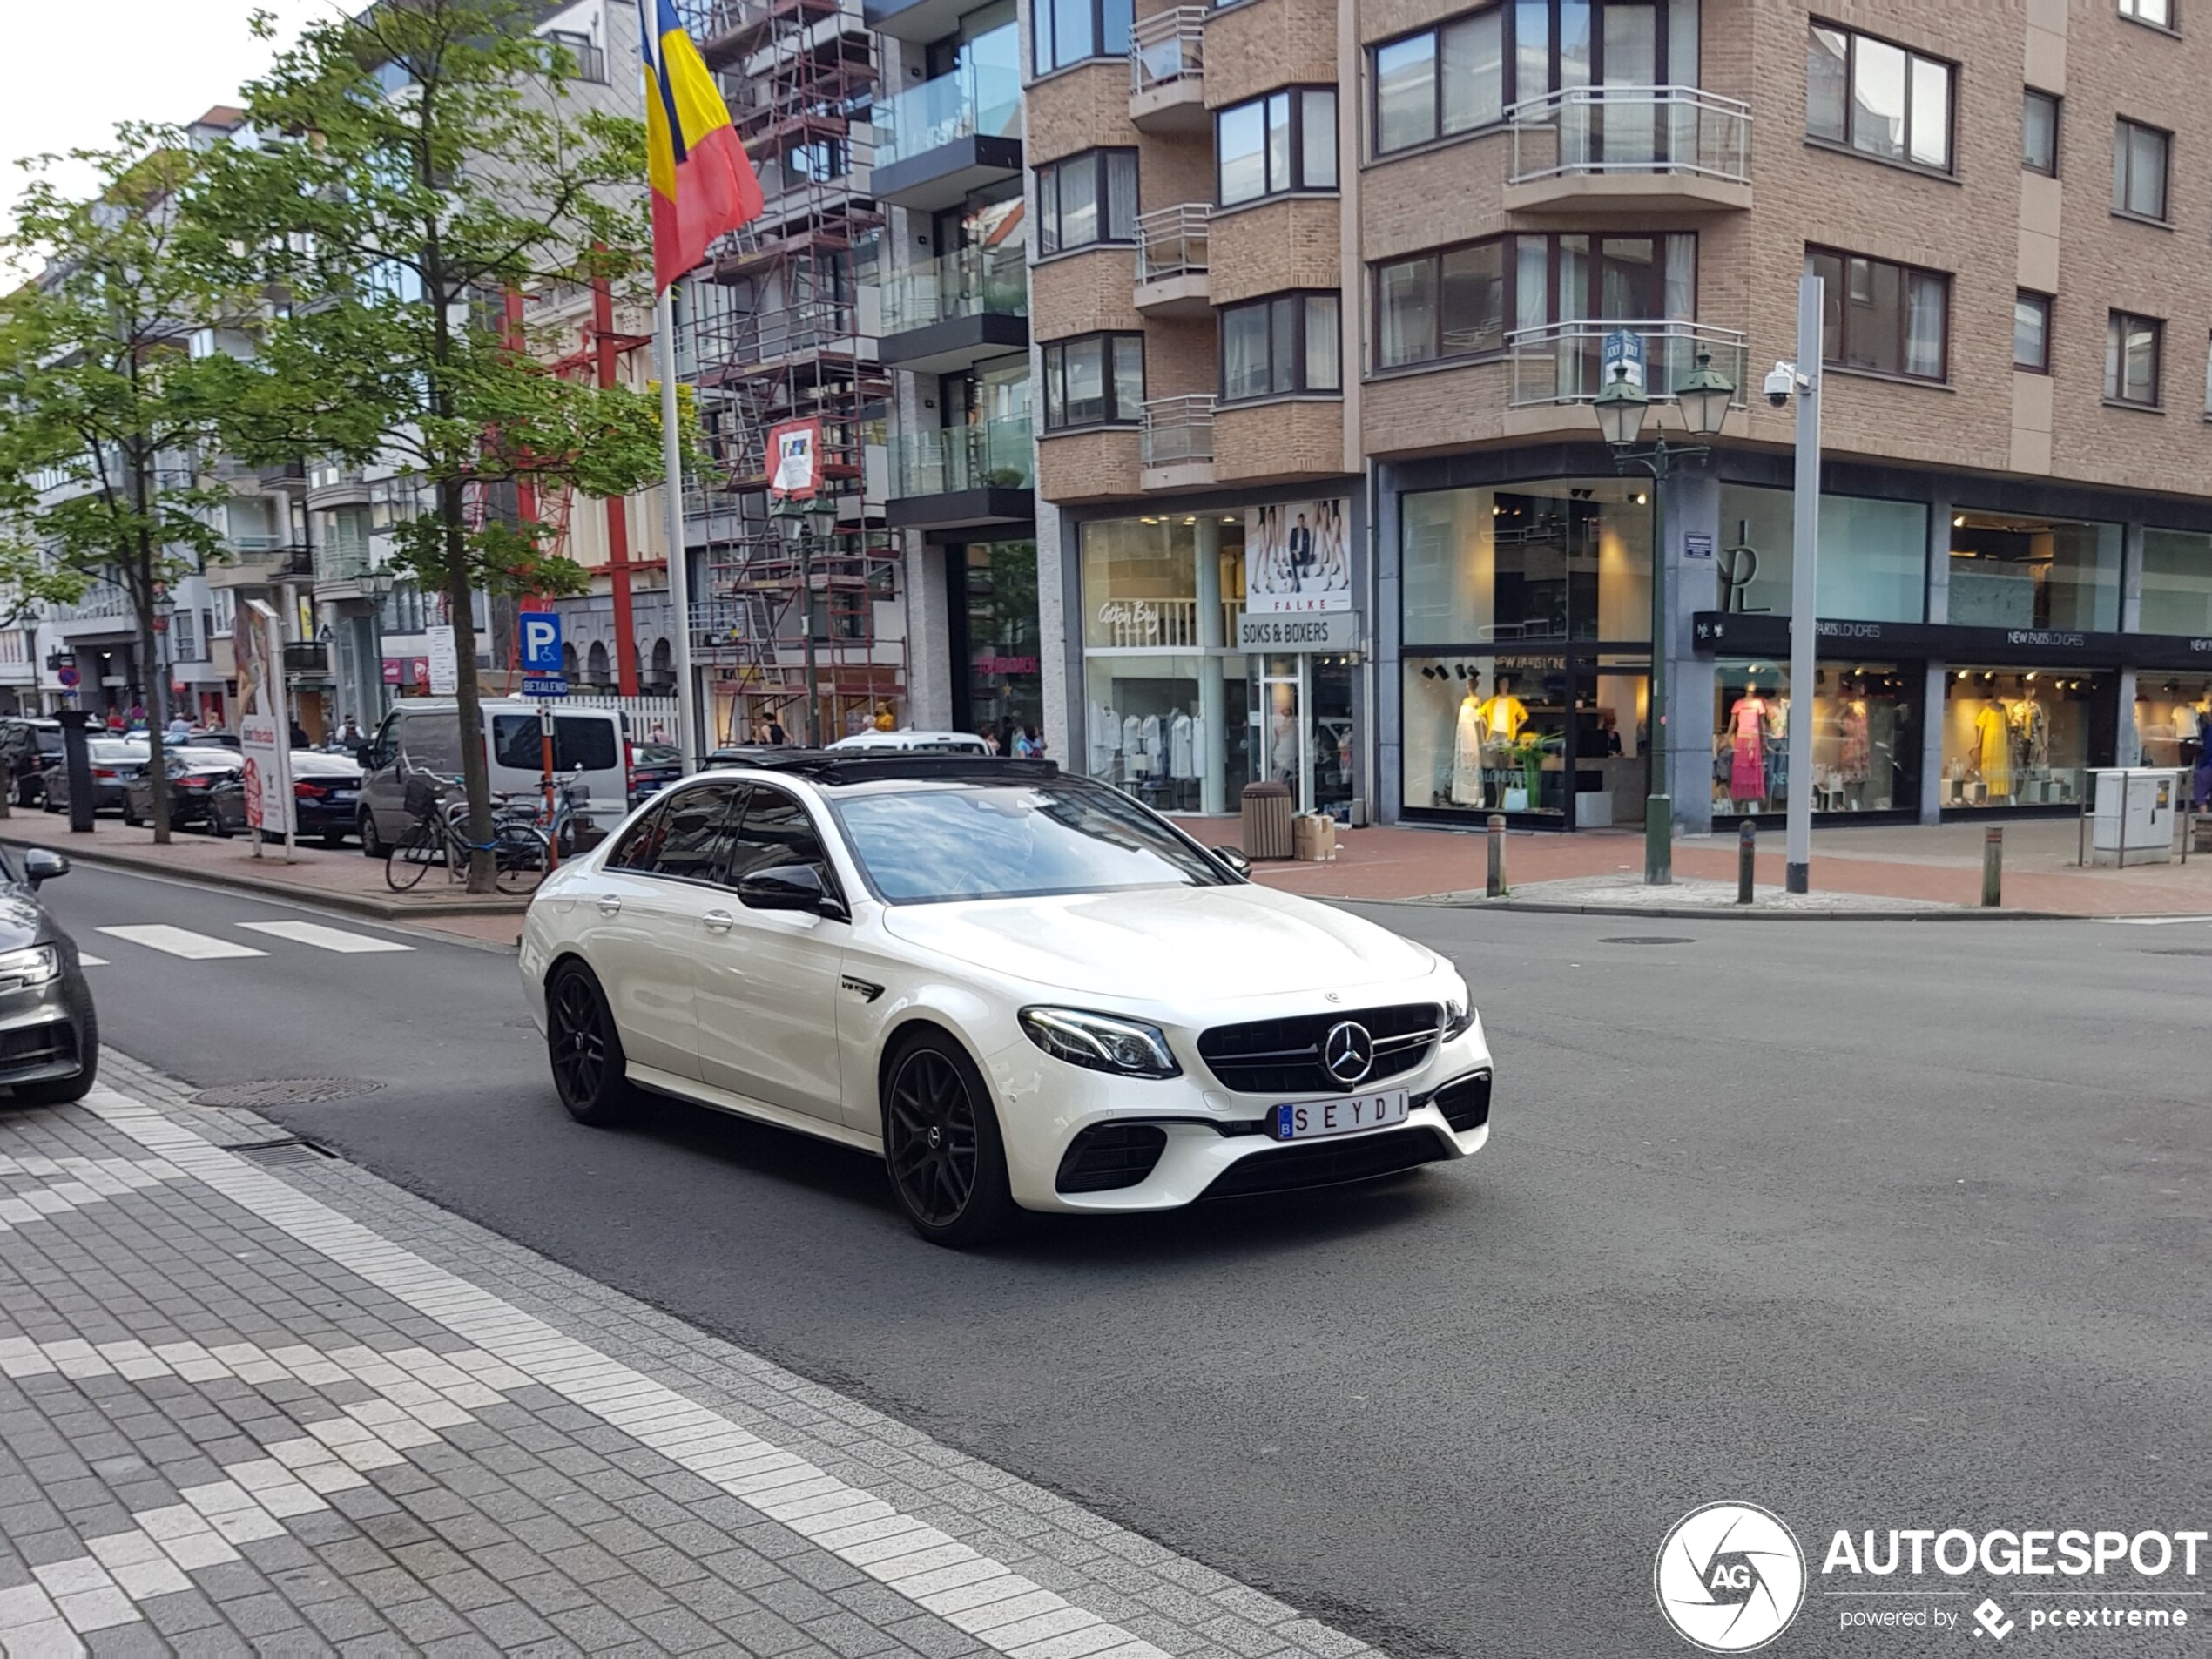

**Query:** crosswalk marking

left=96, top=927, right=267, bottom=961
left=78, top=955, right=108, bottom=967
left=236, top=921, right=412, bottom=955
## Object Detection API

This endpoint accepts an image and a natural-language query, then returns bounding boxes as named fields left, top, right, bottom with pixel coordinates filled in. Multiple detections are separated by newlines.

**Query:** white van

left=355, top=699, right=628, bottom=855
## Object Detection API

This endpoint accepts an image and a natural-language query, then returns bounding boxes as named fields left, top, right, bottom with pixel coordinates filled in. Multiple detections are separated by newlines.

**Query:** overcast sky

left=3, top=0, right=319, bottom=216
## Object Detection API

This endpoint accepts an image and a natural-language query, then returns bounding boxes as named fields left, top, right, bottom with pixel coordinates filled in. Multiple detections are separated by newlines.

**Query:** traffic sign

left=1602, top=328, right=1647, bottom=392
left=56, top=666, right=79, bottom=689
left=522, top=674, right=570, bottom=698
left=519, top=611, right=563, bottom=673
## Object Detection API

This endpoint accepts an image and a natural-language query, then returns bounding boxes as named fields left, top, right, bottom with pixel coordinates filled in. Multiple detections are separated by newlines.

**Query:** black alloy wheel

left=883, top=1034, right=1013, bottom=1246
left=547, top=965, right=632, bottom=1126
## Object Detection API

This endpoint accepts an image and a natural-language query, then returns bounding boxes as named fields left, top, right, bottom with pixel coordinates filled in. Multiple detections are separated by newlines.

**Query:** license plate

left=1270, top=1089, right=1409, bottom=1143
left=330, top=791, right=356, bottom=801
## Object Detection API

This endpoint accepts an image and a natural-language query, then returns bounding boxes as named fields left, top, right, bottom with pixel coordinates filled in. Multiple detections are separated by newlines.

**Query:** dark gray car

left=0, top=846, right=98, bottom=1105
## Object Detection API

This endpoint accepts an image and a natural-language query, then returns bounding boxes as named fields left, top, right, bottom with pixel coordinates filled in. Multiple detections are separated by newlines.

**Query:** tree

left=195, top=0, right=671, bottom=890
left=0, top=132, right=237, bottom=845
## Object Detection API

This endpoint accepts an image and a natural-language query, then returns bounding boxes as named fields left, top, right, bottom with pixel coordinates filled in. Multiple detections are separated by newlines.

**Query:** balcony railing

left=52, top=581, right=130, bottom=624
left=890, top=415, right=1035, bottom=498
left=879, top=241, right=1028, bottom=335
left=1507, top=85, right=1751, bottom=185
left=1507, top=320, right=1749, bottom=411
left=876, top=61, right=1022, bottom=167
left=1130, top=7, right=1205, bottom=96
left=1141, top=395, right=1215, bottom=469
left=1088, top=597, right=1242, bottom=649
left=314, top=544, right=374, bottom=584
left=1135, top=205, right=1209, bottom=283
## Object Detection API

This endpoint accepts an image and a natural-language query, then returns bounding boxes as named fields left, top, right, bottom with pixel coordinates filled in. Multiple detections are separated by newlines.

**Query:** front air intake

left=1055, top=1123, right=1169, bottom=1194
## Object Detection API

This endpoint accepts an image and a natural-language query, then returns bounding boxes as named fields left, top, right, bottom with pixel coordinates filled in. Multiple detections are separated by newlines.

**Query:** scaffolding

left=673, top=0, right=905, bottom=745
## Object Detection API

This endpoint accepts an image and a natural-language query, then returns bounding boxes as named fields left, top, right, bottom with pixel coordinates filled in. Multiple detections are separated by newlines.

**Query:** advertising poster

left=237, top=597, right=296, bottom=841
left=767, top=417, right=824, bottom=501
left=426, top=624, right=459, bottom=695
left=1245, top=499, right=1351, bottom=614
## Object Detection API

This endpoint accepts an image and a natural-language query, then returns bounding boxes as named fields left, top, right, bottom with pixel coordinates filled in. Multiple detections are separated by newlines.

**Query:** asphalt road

left=35, top=860, right=2212, bottom=1657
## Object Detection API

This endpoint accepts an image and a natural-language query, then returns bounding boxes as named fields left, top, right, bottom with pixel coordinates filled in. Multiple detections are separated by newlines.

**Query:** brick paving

left=0, top=1051, right=1375, bottom=1659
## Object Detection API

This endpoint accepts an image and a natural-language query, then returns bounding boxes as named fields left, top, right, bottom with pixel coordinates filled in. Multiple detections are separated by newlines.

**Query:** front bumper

left=0, top=971, right=92, bottom=1087
left=983, top=1023, right=1494, bottom=1214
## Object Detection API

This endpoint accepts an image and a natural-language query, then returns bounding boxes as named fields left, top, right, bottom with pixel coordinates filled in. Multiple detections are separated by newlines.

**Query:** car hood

left=0, top=887, right=51, bottom=954
left=876, top=882, right=1436, bottom=1001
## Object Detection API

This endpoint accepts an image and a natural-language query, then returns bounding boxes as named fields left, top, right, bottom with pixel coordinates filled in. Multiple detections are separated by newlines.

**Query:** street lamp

left=364, top=563, right=395, bottom=726
left=1597, top=346, right=1737, bottom=887
left=771, top=496, right=837, bottom=748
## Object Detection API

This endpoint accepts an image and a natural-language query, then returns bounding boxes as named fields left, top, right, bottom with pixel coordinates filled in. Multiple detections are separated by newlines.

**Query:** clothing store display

left=1839, top=700, right=1871, bottom=783
left=1169, top=711, right=1196, bottom=780
left=1122, top=713, right=1143, bottom=782
left=2194, top=708, right=2212, bottom=808
left=1141, top=713, right=1166, bottom=777
left=2011, top=696, right=2047, bottom=770
left=1452, top=693, right=1487, bottom=806
left=1973, top=704, right=2011, bottom=797
left=1476, top=692, right=1529, bottom=744
left=1728, top=695, right=1770, bottom=803
left=1089, top=704, right=1118, bottom=777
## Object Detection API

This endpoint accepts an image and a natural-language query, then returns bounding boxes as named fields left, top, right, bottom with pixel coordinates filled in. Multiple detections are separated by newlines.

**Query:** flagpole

left=653, top=287, right=699, bottom=773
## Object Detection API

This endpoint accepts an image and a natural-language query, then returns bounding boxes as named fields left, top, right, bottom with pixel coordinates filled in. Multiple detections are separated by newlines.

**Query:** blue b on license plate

left=1271, top=1089, right=1410, bottom=1143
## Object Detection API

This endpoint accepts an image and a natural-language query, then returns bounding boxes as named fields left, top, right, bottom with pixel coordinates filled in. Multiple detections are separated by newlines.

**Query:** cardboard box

left=1292, top=813, right=1337, bottom=861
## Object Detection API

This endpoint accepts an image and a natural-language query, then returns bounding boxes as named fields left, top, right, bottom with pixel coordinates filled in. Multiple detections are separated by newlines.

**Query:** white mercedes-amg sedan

left=519, top=755, right=1494, bottom=1244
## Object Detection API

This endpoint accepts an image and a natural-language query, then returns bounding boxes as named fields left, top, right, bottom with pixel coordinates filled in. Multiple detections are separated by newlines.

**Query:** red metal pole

left=593, top=273, right=641, bottom=696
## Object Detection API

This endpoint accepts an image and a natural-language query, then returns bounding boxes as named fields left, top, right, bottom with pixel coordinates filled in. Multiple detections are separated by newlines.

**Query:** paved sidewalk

left=0, top=1052, right=1371, bottom=1659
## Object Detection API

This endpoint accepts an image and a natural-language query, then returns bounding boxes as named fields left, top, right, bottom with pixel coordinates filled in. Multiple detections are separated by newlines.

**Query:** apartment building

left=1003, top=0, right=2212, bottom=831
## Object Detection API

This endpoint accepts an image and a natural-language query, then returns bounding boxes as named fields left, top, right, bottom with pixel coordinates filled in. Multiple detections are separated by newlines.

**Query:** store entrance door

left=1255, top=653, right=1359, bottom=815
left=1260, top=656, right=1302, bottom=802
left=1312, top=654, right=1354, bottom=817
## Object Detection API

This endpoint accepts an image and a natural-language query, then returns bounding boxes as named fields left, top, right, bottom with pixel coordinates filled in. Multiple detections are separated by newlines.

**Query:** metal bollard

left=1981, top=825, right=2003, bottom=908
left=1486, top=813, right=1507, bottom=898
left=1737, top=819, right=1756, bottom=905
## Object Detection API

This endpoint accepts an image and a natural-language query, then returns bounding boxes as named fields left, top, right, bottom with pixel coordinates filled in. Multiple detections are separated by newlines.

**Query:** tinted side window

left=370, top=711, right=403, bottom=768
left=645, top=784, right=743, bottom=881
left=399, top=711, right=466, bottom=774
left=491, top=715, right=540, bottom=771
left=725, top=788, right=827, bottom=886
left=606, top=799, right=672, bottom=872
left=553, top=716, right=618, bottom=771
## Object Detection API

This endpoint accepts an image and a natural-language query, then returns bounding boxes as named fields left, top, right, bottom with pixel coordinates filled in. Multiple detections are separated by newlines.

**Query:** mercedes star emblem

left=1322, top=1021, right=1375, bottom=1087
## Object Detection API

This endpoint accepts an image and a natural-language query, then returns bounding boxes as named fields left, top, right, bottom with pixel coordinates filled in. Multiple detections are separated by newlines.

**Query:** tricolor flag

left=638, top=0, right=764, bottom=293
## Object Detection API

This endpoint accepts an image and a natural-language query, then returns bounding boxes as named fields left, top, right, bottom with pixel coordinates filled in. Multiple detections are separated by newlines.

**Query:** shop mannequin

left=1476, top=677, right=1529, bottom=743
left=1973, top=699, right=2011, bottom=799
left=1727, top=687, right=1771, bottom=804
left=1452, top=680, right=1487, bottom=806
left=1839, top=693, right=1871, bottom=805
left=2195, top=705, right=2212, bottom=809
left=2011, top=691, right=2047, bottom=772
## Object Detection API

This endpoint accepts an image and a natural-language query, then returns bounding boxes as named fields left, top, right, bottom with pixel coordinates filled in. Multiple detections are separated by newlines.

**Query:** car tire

left=880, top=1029, right=1014, bottom=1248
left=545, top=963, right=634, bottom=1127
left=359, top=812, right=384, bottom=859
left=121, top=803, right=140, bottom=826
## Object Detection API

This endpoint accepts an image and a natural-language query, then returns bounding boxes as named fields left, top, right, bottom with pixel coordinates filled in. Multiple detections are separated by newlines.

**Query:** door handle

left=702, top=910, right=736, bottom=932
left=597, top=895, right=622, bottom=915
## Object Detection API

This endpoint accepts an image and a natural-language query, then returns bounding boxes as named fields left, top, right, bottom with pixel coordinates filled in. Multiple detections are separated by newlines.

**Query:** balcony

left=873, top=63, right=1022, bottom=212
left=1507, top=320, right=1749, bottom=415
left=1130, top=9, right=1206, bottom=133
left=886, top=416, right=1035, bottom=530
left=1089, top=597, right=1243, bottom=650
left=205, top=534, right=312, bottom=591
left=1140, top=395, right=1214, bottom=491
left=863, top=0, right=974, bottom=44
left=257, top=459, right=308, bottom=492
left=305, top=463, right=369, bottom=510
left=1134, top=206, right=1209, bottom=319
left=878, top=242, right=1028, bottom=375
left=1506, top=86, right=1752, bottom=213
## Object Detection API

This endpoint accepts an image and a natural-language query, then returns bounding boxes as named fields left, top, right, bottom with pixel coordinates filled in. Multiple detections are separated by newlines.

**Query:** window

left=1221, top=293, right=1342, bottom=400
left=2013, top=292, right=2052, bottom=372
left=724, top=787, right=831, bottom=886
left=1042, top=334, right=1145, bottom=428
left=1035, top=151, right=1137, bottom=254
left=1373, top=10, right=1505, bottom=154
left=1217, top=89, right=1337, bottom=206
left=1035, top=0, right=1133, bottom=74
left=1374, top=233, right=1694, bottom=370
left=2120, top=0, right=2173, bottom=26
left=2023, top=89, right=2059, bottom=174
left=1806, top=23, right=1953, bottom=172
left=2106, top=311, right=2162, bottom=405
left=1809, top=248, right=1949, bottom=381
left=2113, top=118, right=2170, bottom=220
left=642, top=784, right=742, bottom=882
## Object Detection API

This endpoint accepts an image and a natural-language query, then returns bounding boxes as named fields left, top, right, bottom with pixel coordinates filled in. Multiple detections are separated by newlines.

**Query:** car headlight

left=0, top=945, right=61, bottom=992
left=1441, top=984, right=1477, bottom=1042
left=1019, top=1008, right=1180, bottom=1080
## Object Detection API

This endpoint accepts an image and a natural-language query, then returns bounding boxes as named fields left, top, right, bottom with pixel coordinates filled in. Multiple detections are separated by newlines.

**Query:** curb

left=1441, top=899, right=2062, bottom=921
left=1, top=833, right=529, bottom=921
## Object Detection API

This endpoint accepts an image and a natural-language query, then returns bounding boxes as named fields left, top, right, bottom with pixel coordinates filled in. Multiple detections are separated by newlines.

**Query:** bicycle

left=384, top=775, right=545, bottom=895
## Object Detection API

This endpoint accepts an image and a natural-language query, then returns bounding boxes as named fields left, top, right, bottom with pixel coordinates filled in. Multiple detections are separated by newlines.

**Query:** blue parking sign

left=519, top=611, right=563, bottom=673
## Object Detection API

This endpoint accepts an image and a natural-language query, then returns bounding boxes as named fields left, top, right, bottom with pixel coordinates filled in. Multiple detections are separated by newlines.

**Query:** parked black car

left=121, top=747, right=246, bottom=833
left=0, top=718, right=63, bottom=807
left=207, top=750, right=366, bottom=846
left=42, top=739, right=151, bottom=817
left=626, top=740, right=683, bottom=805
left=0, top=845, right=98, bottom=1106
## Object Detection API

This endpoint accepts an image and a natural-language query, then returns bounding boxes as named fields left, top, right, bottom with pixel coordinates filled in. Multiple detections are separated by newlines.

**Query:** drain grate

left=221, top=1138, right=340, bottom=1167
left=1598, top=936, right=1696, bottom=946
left=192, top=1077, right=384, bottom=1109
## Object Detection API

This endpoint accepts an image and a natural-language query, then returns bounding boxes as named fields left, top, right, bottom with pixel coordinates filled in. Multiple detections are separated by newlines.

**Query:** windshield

left=831, top=779, right=1230, bottom=904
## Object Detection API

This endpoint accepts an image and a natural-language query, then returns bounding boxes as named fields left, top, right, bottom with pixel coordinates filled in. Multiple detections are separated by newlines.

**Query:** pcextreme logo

left=1655, top=1501, right=1808, bottom=1653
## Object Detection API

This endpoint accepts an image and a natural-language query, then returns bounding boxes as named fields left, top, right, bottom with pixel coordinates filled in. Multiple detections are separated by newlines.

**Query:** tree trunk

left=442, top=482, right=495, bottom=893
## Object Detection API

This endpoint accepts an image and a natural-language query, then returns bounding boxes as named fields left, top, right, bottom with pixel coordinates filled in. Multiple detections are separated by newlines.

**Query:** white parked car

left=518, top=755, right=1493, bottom=1244
left=825, top=729, right=992, bottom=755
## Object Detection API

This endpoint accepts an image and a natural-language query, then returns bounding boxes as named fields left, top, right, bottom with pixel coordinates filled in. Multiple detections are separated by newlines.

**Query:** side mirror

left=23, top=848, right=69, bottom=887
left=1211, top=846, right=1252, bottom=879
left=736, top=862, right=846, bottom=920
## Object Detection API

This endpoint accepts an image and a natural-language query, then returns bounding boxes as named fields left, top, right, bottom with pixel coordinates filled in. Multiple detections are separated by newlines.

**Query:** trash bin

left=1241, top=779, right=1294, bottom=860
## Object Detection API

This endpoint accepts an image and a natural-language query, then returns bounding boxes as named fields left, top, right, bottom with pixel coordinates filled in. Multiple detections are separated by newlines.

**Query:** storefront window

left=1082, top=516, right=1202, bottom=647
left=1084, top=656, right=1250, bottom=814
left=1939, top=668, right=2111, bottom=808
left=959, top=541, right=1042, bottom=749
left=2134, top=677, right=2212, bottom=774
left=1402, top=479, right=1650, bottom=645
left=2139, top=529, right=2212, bottom=636
left=1400, top=653, right=1571, bottom=815
left=1710, top=658, right=1920, bottom=816
left=1948, top=513, right=2121, bottom=631
left=1713, top=485, right=1927, bottom=621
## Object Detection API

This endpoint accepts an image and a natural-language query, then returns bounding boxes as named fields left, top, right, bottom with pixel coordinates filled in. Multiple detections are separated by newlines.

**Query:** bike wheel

left=492, top=824, right=550, bottom=895
left=385, top=819, right=439, bottom=892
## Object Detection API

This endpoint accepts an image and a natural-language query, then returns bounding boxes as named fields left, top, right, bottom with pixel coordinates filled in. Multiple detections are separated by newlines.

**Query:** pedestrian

left=1015, top=726, right=1043, bottom=759
left=105, top=709, right=124, bottom=733
left=873, top=701, right=895, bottom=732
left=164, top=712, right=191, bottom=744
left=289, top=718, right=310, bottom=749
left=978, top=729, right=1000, bottom=756
left=335, top=716, right=365, bottom=755
left=765, top=716, right=788, bottom=746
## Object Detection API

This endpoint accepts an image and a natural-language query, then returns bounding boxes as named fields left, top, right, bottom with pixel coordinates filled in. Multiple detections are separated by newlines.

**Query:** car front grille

left=1200, top=1127, right=1448, bottom=1200
left=1055, top=1123, right=1169, bottom=1194
left=1197, top=1002, right=1440, bottom=1096
left=1430, top=1070, right=1492, bottom=1133
left=0, top=1021, right=75, bottom=1076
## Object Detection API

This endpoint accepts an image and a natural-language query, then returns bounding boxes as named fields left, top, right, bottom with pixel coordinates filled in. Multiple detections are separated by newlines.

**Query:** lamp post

left=772, top=496, right=836, bottom=748
left=364, top=564, right=395, bottom=727
left=1596, top=346, right=1737, bottom=885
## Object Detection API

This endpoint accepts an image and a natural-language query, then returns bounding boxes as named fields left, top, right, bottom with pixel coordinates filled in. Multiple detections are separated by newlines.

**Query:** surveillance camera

left=1763, top=362, right=1796, bottom=408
